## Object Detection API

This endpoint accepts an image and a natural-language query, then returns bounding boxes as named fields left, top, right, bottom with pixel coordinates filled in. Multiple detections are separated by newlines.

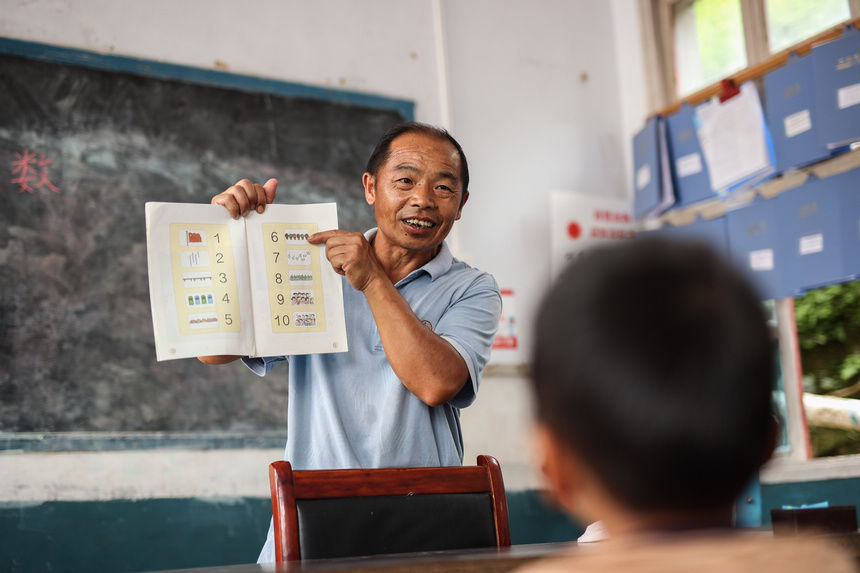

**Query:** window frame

left=650, top=0, right=860, bottom=107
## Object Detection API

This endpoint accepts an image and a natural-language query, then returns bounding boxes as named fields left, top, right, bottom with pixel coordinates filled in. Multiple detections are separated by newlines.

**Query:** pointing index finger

left=307, top=229, right=341, bottom=244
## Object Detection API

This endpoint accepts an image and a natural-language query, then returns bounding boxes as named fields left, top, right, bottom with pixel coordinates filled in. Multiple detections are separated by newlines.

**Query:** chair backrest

left=268, top=455, right=511, bottom=562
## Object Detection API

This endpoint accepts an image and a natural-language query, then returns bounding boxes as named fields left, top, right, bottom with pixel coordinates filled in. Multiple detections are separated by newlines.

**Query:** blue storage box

left=666, top=103, right=714, bottom=207
left=812, top=26, right=860, bottom=149
left=651, top=216, right=731, bottom=259
left=836, top=167, right=860, bottom=279
left=764, top=54, right=831, bottom=172
left=774, top=175, right=843, bottom=294
left=632, top=115, right=674, bottom=219
left=726, top=197, right=790, bottom=300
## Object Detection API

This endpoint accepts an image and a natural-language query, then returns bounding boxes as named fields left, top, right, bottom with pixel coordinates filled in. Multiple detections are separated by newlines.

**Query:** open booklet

left=145, top=202, right=348, bottom=361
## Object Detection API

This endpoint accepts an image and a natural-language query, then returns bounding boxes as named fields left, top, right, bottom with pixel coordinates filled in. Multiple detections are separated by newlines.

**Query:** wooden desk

left=150, top=532, right=860, bottom=572
left=152, top=542, right=571, bottom=573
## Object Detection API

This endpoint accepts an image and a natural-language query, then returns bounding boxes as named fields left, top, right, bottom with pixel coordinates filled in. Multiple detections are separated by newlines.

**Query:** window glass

left=673, top=0, right=747, bottom=97
left=765, top=0, right=851, bottom=54
left=794, top=280, right=860, bottom=457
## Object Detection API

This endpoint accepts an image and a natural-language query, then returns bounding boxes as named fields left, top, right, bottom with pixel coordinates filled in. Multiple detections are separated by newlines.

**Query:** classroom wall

left=0, top=1, right=637, bottom=571
left=1, top=0, right=644, bottom=488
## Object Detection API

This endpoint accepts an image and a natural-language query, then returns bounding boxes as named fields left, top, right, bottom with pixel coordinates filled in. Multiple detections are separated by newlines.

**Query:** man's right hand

left=199, top=177, right=277, bottom=366
left=212, top=178, right=278, bottom=218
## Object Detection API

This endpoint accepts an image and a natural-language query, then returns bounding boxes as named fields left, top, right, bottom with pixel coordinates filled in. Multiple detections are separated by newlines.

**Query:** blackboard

left=0, top=39, right=412, bottom=437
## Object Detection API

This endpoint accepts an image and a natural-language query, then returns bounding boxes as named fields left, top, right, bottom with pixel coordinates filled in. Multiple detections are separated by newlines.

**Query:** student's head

left=363, top=122, right=470, bottom=255
left=531, top=237, right=775, bottom=524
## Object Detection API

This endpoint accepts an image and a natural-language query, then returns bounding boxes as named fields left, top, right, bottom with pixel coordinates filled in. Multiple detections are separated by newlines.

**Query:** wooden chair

left=268, top=455, right=511, bottom=562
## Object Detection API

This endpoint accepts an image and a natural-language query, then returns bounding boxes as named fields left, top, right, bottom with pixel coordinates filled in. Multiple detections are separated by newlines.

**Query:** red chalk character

left=10, top=149, right=60, bottom=193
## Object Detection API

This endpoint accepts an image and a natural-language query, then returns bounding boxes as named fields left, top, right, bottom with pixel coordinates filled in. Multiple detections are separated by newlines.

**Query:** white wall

left=0, top=0, right=648, bottom=496
left=1, top=0, right=448, bottom=124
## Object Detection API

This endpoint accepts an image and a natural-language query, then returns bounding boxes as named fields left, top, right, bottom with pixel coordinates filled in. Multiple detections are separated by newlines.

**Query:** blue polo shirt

left=243, top=229, right=502, bottom=471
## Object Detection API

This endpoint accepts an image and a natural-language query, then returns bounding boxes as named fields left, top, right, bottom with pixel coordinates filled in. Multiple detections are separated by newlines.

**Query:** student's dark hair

left=365, top=122, right=470, bottom=194
left=531, top=237, right=775, bottom=513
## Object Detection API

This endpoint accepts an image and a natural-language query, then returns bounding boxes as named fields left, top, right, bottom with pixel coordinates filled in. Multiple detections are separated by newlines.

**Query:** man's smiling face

left=364, top=131, right=469, bottom=255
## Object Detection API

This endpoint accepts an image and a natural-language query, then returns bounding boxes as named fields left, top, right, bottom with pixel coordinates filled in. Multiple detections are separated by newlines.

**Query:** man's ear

left=363, top=172, right=376, bottom=206
left=455, top=190, right=469, bottom=220
left=532, top=423, right=582, bottom=515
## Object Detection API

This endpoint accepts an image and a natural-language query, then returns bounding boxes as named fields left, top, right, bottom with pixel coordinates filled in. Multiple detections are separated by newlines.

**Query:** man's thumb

left=263, top=178, right=278, bottom=204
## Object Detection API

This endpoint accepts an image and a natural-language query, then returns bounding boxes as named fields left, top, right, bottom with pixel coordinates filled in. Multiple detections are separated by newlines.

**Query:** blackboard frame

left=0, top=37, right=414, bottom=120
left=0, top=37, right=414, bottom=451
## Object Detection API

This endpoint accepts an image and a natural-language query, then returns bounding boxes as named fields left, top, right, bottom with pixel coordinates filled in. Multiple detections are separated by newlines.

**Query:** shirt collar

left=364, top=228, right=453, bottom=283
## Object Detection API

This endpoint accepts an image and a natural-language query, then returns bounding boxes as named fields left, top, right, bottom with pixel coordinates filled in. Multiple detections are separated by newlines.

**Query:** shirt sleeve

left=241, top=355, right=288, bottom=376
left=436, top=273, right=502, bottom=409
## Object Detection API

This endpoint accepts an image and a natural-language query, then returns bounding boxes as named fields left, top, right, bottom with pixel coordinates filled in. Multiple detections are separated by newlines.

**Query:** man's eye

left=397, top=178, right=413, bottom=185
left=436, top=185, right=453, bottom=192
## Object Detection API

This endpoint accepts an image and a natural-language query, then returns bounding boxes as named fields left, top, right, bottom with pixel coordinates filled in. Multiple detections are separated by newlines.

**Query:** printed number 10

left=274, top=315, right=290, bottom=326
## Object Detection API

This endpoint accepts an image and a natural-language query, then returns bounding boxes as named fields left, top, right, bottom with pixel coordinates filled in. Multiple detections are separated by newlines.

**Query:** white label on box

left=749, top=249, right=774, bottom=271
left=636, top=164, right=651, bottom=191
left=676, top=152, right=703, bottom=178
left=837, top=83, right=860, bottom=110
left=799, top=233, right=823, bottom=255
left=784, top=109, right=812, bottom=138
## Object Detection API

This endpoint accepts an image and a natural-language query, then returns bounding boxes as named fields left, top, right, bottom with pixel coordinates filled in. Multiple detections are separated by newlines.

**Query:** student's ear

left=532, top=423, right=582, bottom=515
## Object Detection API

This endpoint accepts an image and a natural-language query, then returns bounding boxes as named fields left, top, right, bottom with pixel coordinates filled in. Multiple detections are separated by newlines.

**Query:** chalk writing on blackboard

left=10, top=148, right=61, bottom=193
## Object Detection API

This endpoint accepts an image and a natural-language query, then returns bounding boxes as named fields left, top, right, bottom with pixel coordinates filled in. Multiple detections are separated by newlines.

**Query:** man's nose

left=410, top=182, right=437, bottom=208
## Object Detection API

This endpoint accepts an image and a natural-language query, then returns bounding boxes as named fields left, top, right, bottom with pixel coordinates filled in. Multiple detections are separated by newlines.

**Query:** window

left=794, top=280, right=860, bottom=457
left=765, top=0, right=851, bottom=54
left=653, top=0, right=860, bottom=101
left=673, top=0, right=748, bottom=96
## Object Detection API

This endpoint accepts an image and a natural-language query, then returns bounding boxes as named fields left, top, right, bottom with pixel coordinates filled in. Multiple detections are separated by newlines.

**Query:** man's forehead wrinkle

left=385, top=152, right=461, bottom=177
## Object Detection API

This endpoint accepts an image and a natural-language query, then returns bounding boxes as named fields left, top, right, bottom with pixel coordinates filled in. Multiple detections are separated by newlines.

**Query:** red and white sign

left=549, top=191, right=635, bottom=277
left=492, top=288, right=518, bottom=350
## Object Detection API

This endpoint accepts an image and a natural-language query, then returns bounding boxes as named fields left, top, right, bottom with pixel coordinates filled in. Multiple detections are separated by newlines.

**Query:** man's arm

left=308, top=230, right=469, bottom=407
left=364, top=276, right=470, bottom=407
left=198, top=178, right=278, bottom=365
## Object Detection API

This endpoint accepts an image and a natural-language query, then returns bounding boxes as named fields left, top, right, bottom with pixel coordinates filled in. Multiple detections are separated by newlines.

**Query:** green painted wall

left=761, top=476, right=860, bottom=527
left=4, top=480, right=857, bottom=573
left=0, top=491, right=583, bottom=573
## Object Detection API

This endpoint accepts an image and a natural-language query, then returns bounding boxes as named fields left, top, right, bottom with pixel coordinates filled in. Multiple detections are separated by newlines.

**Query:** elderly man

left=199, top=122, right=501, bottom=562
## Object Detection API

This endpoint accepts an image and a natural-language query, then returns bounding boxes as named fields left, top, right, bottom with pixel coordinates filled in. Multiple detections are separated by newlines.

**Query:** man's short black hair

left=531, top=237, right=774, bottom=513
left=365, top=122, right=470, bottom=193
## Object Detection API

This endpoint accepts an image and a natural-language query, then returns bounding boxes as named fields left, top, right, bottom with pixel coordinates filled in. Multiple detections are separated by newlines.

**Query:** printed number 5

left=225, top=314, right=233, bottom=326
